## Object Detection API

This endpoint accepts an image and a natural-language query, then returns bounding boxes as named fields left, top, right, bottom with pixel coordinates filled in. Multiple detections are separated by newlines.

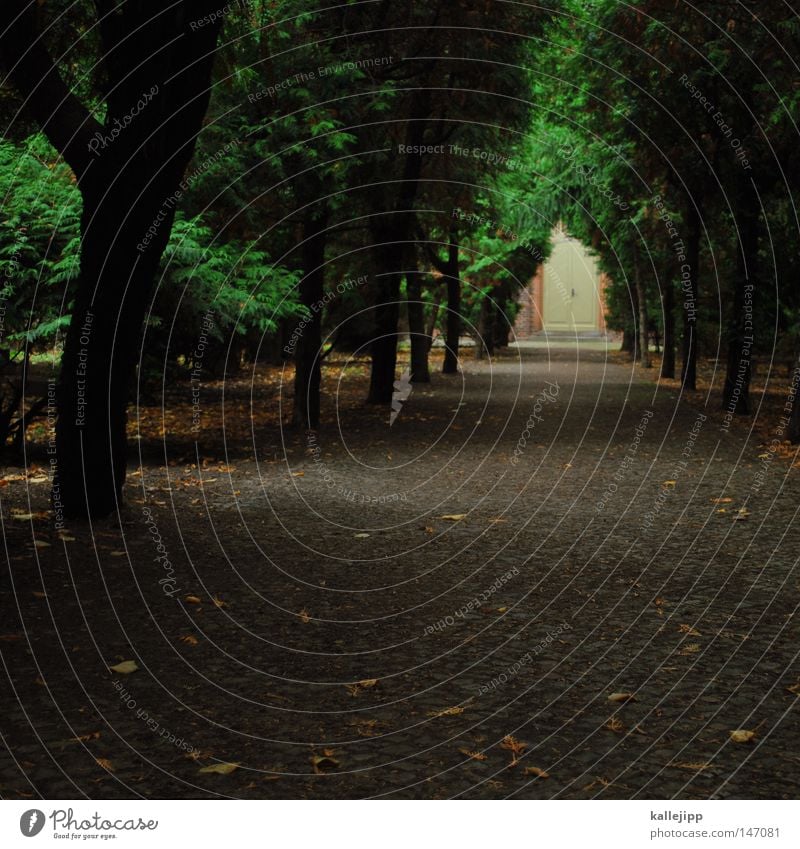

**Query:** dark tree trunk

left=367, top=87, right=431, bottom=403
left=633, top=246, right=651, bottom=368
left=367, top=240, right=403, bottom=403
left=406, top=271, right=430, bottom=383
left=425, top=294, right=442, bottom=351
left=56, top=175, right=178, bottom=518
left=788, top=368, right=800, bottom=443
left=442, top=236, right=461, bottom=374
left=475, top=291, right=496, bottom=360
left=0, top=4, right=226, bottom=518
left=621, top=327, right=636, bottom=356
left=493, top=284, right=511, bottom=349
left=661, top=275, right=676, bottom=379
left=722, top=190, right=758, bottom=415
left=681, top=203, right=701, bottom=391
left=292, top=211, right=328, bottom=429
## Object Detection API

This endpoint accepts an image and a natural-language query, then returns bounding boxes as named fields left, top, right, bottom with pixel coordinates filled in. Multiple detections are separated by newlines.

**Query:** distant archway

left=515, top=228, right=608, bottom=337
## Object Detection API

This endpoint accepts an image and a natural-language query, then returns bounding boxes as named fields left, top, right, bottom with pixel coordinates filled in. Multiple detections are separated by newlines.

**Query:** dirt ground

left=1, top=340, right=799, bottom=799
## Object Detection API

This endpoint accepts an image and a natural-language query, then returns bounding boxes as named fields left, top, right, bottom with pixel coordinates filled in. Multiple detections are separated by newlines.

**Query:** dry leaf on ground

left=608, top=692, right=637, bottom=703
left=108, top=660, right=139, bottom=674
left=729, top=729, right=756, bottom=743
left=198, top=762, right=240, bottom=775
left=523, top=766, right=549, bottom=779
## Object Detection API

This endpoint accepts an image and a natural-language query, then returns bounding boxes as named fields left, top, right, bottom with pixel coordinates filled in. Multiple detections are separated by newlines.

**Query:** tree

left=0, top=1, right=226, bottom=517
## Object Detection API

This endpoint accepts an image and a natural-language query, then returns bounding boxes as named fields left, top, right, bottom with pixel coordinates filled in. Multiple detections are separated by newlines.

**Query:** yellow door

left=543, top=237, right=599, bottom=332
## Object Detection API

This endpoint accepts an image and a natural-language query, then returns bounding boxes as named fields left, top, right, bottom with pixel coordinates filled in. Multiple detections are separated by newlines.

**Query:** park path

left=2, top=340, right=799, bottom=799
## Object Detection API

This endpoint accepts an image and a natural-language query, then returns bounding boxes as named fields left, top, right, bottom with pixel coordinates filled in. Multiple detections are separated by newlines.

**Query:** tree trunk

left=442, top=236, right=461, bottom=374
left=661, top=275, right=676, bottom=379
left=56, top=174, right=181, bottom=518
left=475, top=292, right=496, bottom=360
left=406, top=270, right=430, bottom=383
left=788, top=365, right=800, bottom=443
left=425, top=294, right=442, bottom=351
left=633, top=246, right=651, bottom=368
left=722, top=192, right=758, bottom=415
left=621, top=327, right=636, bottom=356
left=367, top=239, right=403, bottom=404
left=292, top=211, right=328, bottom=428
left=681, top=203, right=701, bottom=391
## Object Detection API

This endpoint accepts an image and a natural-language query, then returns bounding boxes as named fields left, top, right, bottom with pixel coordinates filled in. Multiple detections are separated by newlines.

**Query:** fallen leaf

left=523, top=766, right=549, bottom=779
left=95, top=758, right=114, bottom=772
left=662, top=480, right=676, bottom=487
left=311, top=754, right=339, bottom=774
left=298, top=609, right=311, bottom=624
left=108, top=660, right=139, bottom=674
left=184, top=595, right=202, bottom=604
left=439, top=514, right=467, bottom=521
left=729, top=729, right=756, bottom=743
left=679, top=643, right=701, bottom=655
left=608, top=692, right=637, bottom=703
left=500, top=735, right=528, bottom=757
left=671, top=761, right=712, bottom=771
left=180, top=635, right=199, bottom=646
left=678, top=624, right=702, bottom=636
left=459, top=748, right=487, bottom=761
left=606, top=718, right=625, bottom=733
left=198, top=762, right=239, bottom=775
left=33, top=540, right=51, bottom=549
left=212, top=596, right=226, bottom=608
left=427, top=705, right=466, bottom=718
left=292, top=471, right=305, bottom=477
left=354, top=533, right=370, bottom=538
left=359, top=678, right=378, bottom=688
left=711, top=497, right=733, bottom=504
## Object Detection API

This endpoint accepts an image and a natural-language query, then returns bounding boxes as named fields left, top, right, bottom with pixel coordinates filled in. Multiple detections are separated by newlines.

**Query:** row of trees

left=527, top=0, right=800, bottom=419
left=1, top=1, right=798, bottom=517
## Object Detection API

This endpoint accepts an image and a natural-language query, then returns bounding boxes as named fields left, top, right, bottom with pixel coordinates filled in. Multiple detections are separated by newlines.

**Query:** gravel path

left=2, top=341, right=799, bottom=799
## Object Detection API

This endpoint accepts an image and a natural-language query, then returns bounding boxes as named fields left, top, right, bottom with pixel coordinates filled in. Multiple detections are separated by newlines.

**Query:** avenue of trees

left=1, top=0, right=799, bottom=517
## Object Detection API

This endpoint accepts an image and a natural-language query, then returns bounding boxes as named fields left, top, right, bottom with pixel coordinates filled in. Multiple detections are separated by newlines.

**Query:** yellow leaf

left=459, top=748, right=487, bottom=761
left=523, top=766, right=549, bottom=779
left=184, top=595, right=202, bottom=604
left=292, top=471, right=305, bottom=477
left=354, top=533, right=370, bottom=538
left=500, top=735, right=528, bottom=756
left=180, top=635, right=199, bottom=646
left=439, top=514, right=467, bottom=521
left=95, top=758, right=114, bottom=772
left=33, top=540, right=51, bottom=549
left=606, top=718, right=625, bottom=733
left=198, top=762, right=240, bottom=775
left=359, top=679, right=378, bottom=688
left=729, top=729, right=755, bottom=743
left=679, top=643, right=701, bottom=655
left=662, top=480, right=676, bottom=487
left=311, top=754, right=339, bottom=774
left=608, top=692, right=636, bottom=703
left=678, top=624, right=702, bottom=636
left=108, top=660, right=139, bottom=674
left=212, top=596, right=226, bottom=608
left=298, top=609, right=311, bottom=623
left=711, top=497, right=732, bottom=504
left=428, top=705, right=466, bottom=718
left=671, top=761, right=712, bottom=771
